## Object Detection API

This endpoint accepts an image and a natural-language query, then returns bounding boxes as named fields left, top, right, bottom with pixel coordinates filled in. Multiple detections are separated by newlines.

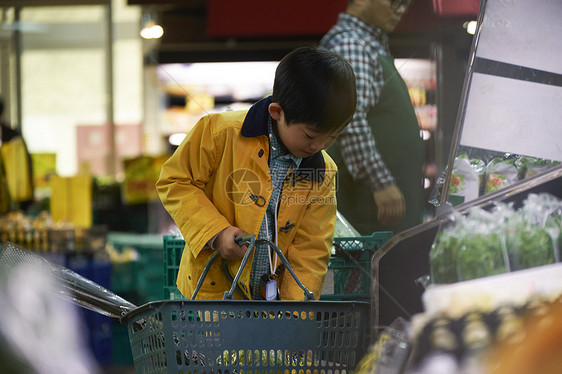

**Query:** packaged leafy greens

left=519, top=193, right=562, bottom=263
left=429, top=208, right=509, bottom=284
left=430, top=223, right=461, bottom=284
left=516, top=157, right=561, bottom=180
left=503, top=213, right=554, bottom=271
left=456, top=208, right=508, bottom=281
left=484, top=157, right=519, bottom=194
left=429, top=193, right=562, bottom=285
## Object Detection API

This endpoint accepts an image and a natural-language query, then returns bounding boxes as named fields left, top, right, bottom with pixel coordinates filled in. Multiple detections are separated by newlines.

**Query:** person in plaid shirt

left=321, top=0, right=424, bottom=235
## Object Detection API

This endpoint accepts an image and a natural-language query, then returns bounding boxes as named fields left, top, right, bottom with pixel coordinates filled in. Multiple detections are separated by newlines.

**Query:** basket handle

left=223, top=234, right=315, bottom=301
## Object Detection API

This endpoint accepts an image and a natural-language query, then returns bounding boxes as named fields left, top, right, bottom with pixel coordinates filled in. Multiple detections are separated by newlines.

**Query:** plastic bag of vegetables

left=429, top=220, right=462, bottom=284
left=516, top=157, right=560, bottom=180
left=485, top=157, right=519, bottom=194
left=429, top=207, right=509, bottom=284
left=519, top=193, right=562, bottom=264
left=448, top=153, right=486, bottom=205
left=503, top=211, right=554, bottom=271
left=456, top=207, right=509, bottom=281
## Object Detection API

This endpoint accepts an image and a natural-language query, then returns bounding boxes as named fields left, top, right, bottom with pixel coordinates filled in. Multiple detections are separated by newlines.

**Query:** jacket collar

left=291, top=155, right=327, bottom=184
left=241, top=96, right=326, bottom=183
left=241, top=96, right=271, bottom=138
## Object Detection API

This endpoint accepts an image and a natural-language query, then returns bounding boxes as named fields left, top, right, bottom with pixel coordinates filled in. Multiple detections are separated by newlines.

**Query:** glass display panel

left=443, top=0, right=562, bottom=206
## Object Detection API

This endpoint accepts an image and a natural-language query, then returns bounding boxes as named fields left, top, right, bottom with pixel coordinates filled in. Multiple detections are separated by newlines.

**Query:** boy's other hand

left=215, top=226, right=248, bottom=260
left=373, top=185, right=405, bottom=226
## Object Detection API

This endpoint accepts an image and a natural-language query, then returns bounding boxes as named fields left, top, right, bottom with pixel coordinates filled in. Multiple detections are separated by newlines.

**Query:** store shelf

left=422, top=262, right=562, bottom=319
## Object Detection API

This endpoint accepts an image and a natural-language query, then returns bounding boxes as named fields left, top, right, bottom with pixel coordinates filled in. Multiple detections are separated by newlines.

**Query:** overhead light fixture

left=463, top=20, right=477, bottom=35
left=140, top=20, right=164, bottom=39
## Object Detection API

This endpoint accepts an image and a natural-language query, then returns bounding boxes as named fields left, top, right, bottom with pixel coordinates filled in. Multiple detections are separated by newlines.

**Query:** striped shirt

left=320, top=12, right=395, bottom=190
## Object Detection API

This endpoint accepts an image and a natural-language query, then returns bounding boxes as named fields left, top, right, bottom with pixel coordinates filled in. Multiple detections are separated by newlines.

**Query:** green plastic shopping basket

left=124, top=299, right=369, bottom=373
left=0, top=236, right=370, bottom=374
left=121, top=234, right=370, bottom=373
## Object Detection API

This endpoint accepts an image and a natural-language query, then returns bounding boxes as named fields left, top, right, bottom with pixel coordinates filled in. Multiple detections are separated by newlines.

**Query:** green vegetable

left=517, top=156, right=561, bottom=179
left=429, top=231, right=459, bottom=284
left=457, top=233, right=507, bottom=281
left=505, top=222, right=554, bottom=270
left=429, top=193, right=562, bottom=286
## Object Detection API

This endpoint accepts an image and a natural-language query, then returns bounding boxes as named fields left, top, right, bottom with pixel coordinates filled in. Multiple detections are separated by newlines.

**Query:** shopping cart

left=0, top=235, right=370, bottom=374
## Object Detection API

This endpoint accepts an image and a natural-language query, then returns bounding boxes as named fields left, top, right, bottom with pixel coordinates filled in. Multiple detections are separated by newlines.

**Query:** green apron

left=329, top=54, right=424, bottom=235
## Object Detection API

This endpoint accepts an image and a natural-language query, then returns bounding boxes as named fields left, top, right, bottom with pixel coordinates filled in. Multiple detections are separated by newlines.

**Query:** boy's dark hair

left=272, top=46, right=356, bottom=133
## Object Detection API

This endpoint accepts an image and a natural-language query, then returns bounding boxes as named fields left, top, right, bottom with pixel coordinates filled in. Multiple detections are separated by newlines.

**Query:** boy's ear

left=268, top=103, right=283, bottom=121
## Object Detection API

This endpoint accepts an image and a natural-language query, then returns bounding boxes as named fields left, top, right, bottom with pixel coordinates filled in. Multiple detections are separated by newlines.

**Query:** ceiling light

left=463, top=20, right=477, bottom=35
left=140, top=21, right=163, bottom=39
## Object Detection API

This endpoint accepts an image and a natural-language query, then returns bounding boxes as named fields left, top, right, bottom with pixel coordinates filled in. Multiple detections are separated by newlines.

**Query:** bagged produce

left=448, top=153, right=485, bottom=205
left=519, top=193, right=562, bottom=263
left=430, top=208, right=509, bottom=284
left=429, top=221, right=462, bottom=284
left=430, top=193, right=562, bottom=285
left=456, top=208, right=509, bottom=281
left=484, top=157, right=519, bottom=194
left=457, top=233, right=509, bottom=281
left=516, top=156, right=560, bottom=180
left=503, top=212, right=554, bottom=271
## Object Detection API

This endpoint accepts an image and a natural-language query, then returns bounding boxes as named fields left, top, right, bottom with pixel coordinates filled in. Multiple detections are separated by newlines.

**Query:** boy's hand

left=214, top=226, right=248, bottom=260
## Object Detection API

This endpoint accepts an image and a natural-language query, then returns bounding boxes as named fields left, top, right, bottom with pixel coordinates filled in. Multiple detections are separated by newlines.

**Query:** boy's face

left=269, top=103, right=342, bottom=158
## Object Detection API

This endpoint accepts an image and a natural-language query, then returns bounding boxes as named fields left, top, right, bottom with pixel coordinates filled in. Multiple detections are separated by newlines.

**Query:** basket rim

left=120, top=299, right=370, bottom=323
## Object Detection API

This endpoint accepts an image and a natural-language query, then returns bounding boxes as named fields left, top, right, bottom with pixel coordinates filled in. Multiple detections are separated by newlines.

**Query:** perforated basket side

left=323, top=231, right=393, bottom=301
left=126, top=300, right=370, bottom=373
left=333, top=231, right=393, bottom=254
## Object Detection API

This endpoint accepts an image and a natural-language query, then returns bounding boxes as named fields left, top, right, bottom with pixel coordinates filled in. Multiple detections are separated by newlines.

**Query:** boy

left=156, top=46, right=356, bottom=300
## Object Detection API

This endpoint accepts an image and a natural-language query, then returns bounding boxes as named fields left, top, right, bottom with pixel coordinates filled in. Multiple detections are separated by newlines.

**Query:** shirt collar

left=267, top=117, right=302, bottom=168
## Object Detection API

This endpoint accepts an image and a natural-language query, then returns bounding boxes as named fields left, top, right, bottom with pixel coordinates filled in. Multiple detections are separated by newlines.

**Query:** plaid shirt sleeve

left=331, top=38, right=395, bottom=191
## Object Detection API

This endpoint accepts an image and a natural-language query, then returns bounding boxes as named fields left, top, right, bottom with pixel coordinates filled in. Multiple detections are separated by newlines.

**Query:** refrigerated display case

left=372, top=166, right=562, bottom=329
left=365, top=0, right=562, bottom=371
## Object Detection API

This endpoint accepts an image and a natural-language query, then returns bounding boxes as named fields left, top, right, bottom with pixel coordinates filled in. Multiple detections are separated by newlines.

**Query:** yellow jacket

left=156, top=97, right=337, bottom=300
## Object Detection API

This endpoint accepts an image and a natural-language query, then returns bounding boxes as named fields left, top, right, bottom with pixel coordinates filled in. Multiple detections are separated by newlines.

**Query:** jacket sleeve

left=280, top=155, right=337, bottom=300
left=156, top=114, right=231, bottom=257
